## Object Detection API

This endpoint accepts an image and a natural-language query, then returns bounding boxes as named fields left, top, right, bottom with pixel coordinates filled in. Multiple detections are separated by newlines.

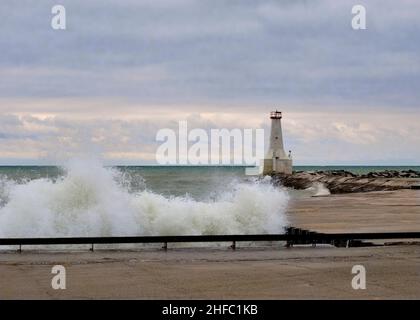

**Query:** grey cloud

left=0, top=0, right=419, bottom=108
left=0, top=1, right=419, bottom=164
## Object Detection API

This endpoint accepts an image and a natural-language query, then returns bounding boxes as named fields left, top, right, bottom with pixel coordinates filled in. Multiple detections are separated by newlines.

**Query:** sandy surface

left=288, top=189, right=420, bottom=233
left=0, top=189, right=419, bottom=299
left=0, top=246, right=419, bottom=299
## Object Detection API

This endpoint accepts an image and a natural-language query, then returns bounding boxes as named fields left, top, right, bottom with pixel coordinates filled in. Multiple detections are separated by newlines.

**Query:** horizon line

left=0, top=164, right=419, bottom=167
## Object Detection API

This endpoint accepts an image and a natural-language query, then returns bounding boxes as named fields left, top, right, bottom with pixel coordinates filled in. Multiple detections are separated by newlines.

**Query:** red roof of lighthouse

left=270, top=111, right=282, bottom=119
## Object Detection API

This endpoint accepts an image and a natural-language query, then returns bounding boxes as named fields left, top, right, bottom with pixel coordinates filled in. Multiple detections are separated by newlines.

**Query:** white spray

left=306, top=182, right=331, bottom=197
left=0, top=159, right=289, bottom=237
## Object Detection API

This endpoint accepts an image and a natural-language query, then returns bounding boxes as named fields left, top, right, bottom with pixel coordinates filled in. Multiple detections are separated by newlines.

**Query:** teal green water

left=0, top=165, right=418, bottom=200
left=294, top=166, right=420, bottom=175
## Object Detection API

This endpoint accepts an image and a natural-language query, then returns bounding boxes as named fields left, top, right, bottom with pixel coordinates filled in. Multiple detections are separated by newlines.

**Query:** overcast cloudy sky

left=0, top=0, right=419, bottom=165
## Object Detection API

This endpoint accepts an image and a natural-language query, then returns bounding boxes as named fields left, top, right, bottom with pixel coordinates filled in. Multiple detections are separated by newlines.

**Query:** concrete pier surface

left=288, top=189, right=420, bottom=233
left=0, top=189, right=419, bottom=299
left=0, top=246, right=419, bottom=299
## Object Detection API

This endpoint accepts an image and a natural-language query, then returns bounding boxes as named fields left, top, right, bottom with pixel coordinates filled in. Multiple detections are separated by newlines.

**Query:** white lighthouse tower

left=263, top=111, right=293, bottom=175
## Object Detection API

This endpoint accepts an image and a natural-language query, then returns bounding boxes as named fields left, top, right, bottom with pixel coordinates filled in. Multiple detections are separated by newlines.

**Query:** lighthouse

left=263, top=111, right=293, bottom=175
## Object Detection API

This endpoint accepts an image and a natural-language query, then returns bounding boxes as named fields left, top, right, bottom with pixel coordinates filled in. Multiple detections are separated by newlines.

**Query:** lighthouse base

left=262, top=158, right=293, bottom=175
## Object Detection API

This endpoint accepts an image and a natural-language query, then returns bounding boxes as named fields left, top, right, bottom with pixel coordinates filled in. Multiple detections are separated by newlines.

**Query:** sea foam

left=0, top=159, right=289, bottom=237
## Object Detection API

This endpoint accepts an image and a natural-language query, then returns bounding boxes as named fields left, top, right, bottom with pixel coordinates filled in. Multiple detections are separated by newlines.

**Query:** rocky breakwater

left=271, top=170, right=420, bottom=194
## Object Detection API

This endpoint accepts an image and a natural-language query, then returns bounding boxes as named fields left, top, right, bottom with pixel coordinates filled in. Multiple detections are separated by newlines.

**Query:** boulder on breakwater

left=271, top=170, right=420, bottom=194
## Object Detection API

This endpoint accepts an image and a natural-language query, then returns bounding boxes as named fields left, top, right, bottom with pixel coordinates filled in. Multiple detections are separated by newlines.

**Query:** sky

left=0, top=0, right=419, bottom=165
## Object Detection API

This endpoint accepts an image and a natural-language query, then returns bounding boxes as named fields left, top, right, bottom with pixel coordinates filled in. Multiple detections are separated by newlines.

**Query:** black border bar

left=1, top=232, right=420, bottom=246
